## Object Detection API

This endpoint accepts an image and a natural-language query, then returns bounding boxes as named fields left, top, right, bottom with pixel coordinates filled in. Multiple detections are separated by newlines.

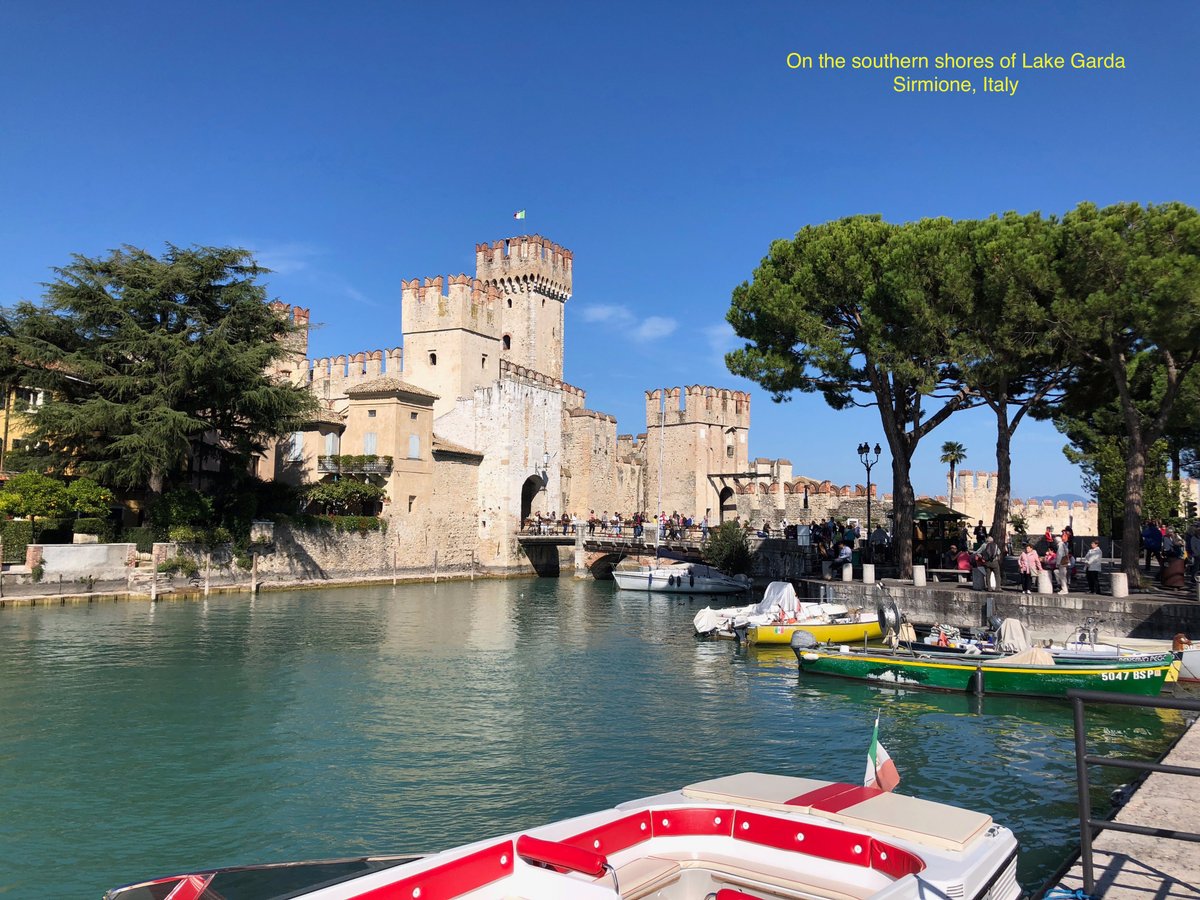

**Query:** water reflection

left=0, top=580, right=1191, bottom=900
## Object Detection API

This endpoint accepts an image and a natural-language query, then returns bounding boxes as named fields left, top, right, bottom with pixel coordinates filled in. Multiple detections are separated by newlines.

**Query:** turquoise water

left=0, top=578, right=1190, bottom=899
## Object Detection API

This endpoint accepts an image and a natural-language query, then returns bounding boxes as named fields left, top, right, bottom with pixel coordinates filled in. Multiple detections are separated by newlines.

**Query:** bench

left=926, top=568, right=969, bottom=584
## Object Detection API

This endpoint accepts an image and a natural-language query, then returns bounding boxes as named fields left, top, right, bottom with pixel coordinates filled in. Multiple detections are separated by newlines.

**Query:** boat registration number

left=1101, top=669, right=1156, bottom=681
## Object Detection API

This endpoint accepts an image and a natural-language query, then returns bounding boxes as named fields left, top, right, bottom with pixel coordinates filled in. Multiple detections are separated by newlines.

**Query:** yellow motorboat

left=749, top=614, right=882, bottom=645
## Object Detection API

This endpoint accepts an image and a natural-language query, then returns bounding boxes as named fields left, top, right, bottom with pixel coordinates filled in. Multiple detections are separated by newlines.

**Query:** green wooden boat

left=792, top=644, right=1172, bottom=698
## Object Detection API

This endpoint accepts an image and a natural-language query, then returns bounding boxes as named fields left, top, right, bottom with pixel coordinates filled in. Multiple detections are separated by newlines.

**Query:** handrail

left=1066, top=688, right=1200, bottom=897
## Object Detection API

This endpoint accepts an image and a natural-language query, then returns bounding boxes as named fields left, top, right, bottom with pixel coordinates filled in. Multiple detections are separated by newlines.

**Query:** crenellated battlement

left=499, top=358, right=586, bottom=404
left=268, top=300, right=311, bottom=327
left=475, top=235, right=573, bottom=298
left=645, top=385, right=751, bottom=430
left=401, top=274, right=501, bottom=338
left=306, top=347, right=403, bottom=397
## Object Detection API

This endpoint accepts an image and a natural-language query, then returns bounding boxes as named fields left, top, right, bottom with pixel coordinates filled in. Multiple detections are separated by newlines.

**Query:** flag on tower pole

left=513, top=209, right=526, bottom=220
left=864, top=715, right=900, bottom=792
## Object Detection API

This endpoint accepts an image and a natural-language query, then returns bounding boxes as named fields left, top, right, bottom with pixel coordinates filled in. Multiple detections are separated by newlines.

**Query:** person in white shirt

left=1084, top=540, right=1104, bottom=594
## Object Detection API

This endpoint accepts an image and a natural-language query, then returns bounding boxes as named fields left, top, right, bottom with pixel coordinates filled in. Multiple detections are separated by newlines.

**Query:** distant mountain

left=1027, top=493, right=1090, bottom=504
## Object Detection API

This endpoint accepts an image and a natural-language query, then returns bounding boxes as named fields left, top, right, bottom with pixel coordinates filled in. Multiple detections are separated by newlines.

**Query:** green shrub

left=1, top=519, right=34, bottom=563
left=74, top=517, right=115, bottom=541
left=122, top=526, right=159, bottom=553
left=31, top=561, right=45, bottom=583
left=157, top=556, right=199, bottom=577
left=703, top=521, right=752, bottom=575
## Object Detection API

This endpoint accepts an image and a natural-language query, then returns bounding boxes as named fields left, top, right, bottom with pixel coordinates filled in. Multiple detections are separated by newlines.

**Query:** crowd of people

left=1141, top=520, right=1200, bottom=586
left=521, top=510, right=712, bottom=542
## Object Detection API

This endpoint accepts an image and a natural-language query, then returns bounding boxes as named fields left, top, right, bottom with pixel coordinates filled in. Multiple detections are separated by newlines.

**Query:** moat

left=0, top=578, right=1192, bottom=899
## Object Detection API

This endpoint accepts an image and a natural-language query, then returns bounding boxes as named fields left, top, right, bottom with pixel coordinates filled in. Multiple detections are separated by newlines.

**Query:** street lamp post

left=857, top=442, right=882, bottom=561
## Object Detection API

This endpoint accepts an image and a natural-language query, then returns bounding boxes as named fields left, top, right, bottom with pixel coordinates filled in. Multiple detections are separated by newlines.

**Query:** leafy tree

left=148, top=485, right=215, bottom=533
left=939, top=441, right=967, bottom=513
left=956, top=213, right=1070, bottom=543
left=727, top=216, right=976, bottom=577
left=0, top=245, right=317, bottom=497
left=703, top=520, right=751, bottom=575
left=65, top=477, right=114, bottom=517
left=0, top=471, right=70, bottom=522
left=303, top=479, right=385, bottom=516
left=1054, top=202, right=1200, bottom=584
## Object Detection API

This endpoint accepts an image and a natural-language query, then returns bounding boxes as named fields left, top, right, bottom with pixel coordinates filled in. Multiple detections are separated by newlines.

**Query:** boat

left=613, top=561, right=751, bottom=594
left=694, top=581, right=853, bottom=639
left=748, top=613, right=881, bottom=645
left=104, top=771, right=1021, bottom=900
left=791, top=634, right=1172, bottom=699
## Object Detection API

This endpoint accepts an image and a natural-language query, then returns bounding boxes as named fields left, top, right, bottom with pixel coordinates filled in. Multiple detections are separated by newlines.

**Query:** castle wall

left=562, top=408, right=641, bottom=517
left=945, top=470, right=1100, bottom=536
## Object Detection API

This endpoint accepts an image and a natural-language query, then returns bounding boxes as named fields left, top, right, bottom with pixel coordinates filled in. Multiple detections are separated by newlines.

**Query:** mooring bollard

left=1037, top=570, right=1053, bottom=594
left=862, top=563, right=875, bottom=584
left=913, top=564, right=926, bottom=587
left=842, top=563, right=853, bottom=582
left=1110, top=571, right=1129, bottom=598
left=971, top=568, right=985, bottom=591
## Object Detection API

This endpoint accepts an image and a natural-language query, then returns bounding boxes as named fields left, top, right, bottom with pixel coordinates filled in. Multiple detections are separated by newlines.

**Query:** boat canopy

left=754, top=581, right=800, bottom=616
left=990, top=646, right=1055, bottom=666
left=997, top=619, right=1031, bottom=653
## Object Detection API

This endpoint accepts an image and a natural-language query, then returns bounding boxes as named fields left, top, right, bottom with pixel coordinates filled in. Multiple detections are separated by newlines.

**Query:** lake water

left=0, top=577, right=1191, bottom=898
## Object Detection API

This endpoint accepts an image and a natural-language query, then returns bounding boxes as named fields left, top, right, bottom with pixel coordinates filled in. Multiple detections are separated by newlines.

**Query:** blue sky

left=3, top=1, right=1197, bottom=500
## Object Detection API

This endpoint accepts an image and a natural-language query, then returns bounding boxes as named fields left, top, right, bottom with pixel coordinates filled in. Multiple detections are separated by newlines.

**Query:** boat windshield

left=105, top=855, right=424, bottom=900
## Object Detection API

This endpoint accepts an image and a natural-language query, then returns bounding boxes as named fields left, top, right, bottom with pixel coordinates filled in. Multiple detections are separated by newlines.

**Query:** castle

left=258, top=235, right=760, bottom=573
left=943, top=470, right=1099, bottom=537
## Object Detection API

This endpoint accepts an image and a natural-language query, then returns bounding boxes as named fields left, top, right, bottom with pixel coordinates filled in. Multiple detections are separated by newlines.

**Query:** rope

left=1043, top=887, right=1098, bottom=900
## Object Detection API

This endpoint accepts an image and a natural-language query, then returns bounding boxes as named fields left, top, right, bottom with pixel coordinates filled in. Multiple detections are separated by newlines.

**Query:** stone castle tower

left=475, top=236, right=573, bottom=380
left=643, top=386, right=751, bottom=520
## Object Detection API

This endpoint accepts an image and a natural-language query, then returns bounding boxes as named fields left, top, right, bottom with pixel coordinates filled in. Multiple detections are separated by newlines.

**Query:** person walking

left=1056, top=531, right=1073, bottom=594
left=1018, top=542, right=1042, bottom=594
left=1083, top=540, right=1103, bottom=594
left=979, top=534, right=1003, bottom=591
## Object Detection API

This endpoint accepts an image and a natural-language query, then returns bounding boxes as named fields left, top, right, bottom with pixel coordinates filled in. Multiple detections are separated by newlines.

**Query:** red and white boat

left=105, top=772, right=1020, bottom=900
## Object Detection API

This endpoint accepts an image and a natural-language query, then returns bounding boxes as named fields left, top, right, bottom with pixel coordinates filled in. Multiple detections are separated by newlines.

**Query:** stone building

left=263, top=235, right=752, bottom=573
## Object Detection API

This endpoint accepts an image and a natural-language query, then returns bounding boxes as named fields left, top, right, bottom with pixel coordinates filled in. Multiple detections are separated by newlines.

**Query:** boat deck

left=1055, top=713, right=1200, bottom=898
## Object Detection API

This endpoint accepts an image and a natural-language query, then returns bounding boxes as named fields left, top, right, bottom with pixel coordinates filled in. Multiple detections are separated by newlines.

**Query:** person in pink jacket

left=1018, top=542, right=1043, bottom=595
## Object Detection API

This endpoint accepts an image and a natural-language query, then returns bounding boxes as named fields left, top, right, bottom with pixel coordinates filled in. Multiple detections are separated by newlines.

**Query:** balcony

left=317, top=454, right=393, bottom=475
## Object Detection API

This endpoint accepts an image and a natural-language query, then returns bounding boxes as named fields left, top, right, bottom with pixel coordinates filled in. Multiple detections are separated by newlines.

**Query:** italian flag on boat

left=864, top=715, right=900, bottom=792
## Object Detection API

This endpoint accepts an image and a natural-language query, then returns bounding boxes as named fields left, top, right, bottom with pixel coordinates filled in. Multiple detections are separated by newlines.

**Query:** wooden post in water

left=392, top=548, right=397, bottom=586
left=251, top=551, right=258, bottom=594
left=433, top=550, right=439, bottom=584
left=150, top=568, right=157, bottom=602
left=470, top=550, right=475, bottom=582
left=204, top=552, right=211, bottom=597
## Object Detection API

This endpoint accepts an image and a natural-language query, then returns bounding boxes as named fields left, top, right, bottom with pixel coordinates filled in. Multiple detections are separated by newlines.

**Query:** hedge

left=122, top=526, right=159, bottom=553
left=1, top=520, right=33, bottom=564
left=74, top=518, right=115, bottom=541
left=33, top=518, right=72, bottom=545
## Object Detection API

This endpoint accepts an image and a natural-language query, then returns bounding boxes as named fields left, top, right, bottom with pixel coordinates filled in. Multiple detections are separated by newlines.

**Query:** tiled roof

left=345, top=377, right=438, bottom=400
left=305, top=407, right=345, bottom=426
left=432, top=435, right=484, bottom=458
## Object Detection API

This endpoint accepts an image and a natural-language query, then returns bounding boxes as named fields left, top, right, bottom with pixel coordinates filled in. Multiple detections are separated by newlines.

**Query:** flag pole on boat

left=864, top=714, right=900, bottom=792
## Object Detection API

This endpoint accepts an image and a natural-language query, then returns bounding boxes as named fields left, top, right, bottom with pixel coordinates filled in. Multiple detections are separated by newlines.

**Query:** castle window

left=410, top=412, right=418, bottom=420
left=727, top=445, right=734, bottom=458
left=408, top=435, right=420, bottom=459
left=507, top=299, right=512, bottom=308
left=367, top=409, right=377, bottom=418
left=481, top=354, right=488, bottom=369
left=428, top=352, right=437, bottom=366
left=408, top=495, right=417, bottom=512
left=363, top=432, right=377, bottom=455
left=502, top=334, right=511, bottom=350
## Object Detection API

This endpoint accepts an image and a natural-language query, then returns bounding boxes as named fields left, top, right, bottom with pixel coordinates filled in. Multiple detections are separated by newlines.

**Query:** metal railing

left=1068, top=688, right=1200, bottom=896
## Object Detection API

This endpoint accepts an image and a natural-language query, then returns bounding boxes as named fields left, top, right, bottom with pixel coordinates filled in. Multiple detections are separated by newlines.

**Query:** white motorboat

left=1177, top=646, right=1200, bottom=683
left=694, top=581, right=855, bottom=639
left=613, top=562, right=751, bottom=594
left=104, top=771, right=1021, bottom=900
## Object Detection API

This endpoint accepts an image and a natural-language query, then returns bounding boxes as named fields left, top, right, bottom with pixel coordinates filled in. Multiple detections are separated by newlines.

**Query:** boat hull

left=794, top=648, right=1171, bottom=698
left=751, top=620, right=883, bottom=645
left=612, top=568, right=747, bottom=593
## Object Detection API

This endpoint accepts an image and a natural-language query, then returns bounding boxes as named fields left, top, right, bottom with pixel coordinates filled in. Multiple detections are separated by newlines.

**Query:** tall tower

left=475, top=235, right=572, bottom=379
left=400, top=275, right=501, bottom=418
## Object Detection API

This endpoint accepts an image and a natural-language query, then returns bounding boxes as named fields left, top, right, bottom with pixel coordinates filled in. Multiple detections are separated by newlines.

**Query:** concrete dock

left=1054, top=708, right=1200, bottom=898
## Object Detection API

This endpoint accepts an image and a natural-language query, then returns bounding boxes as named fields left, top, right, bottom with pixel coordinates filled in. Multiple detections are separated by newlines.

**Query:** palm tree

left=940, top=441, right=967, bottom=514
